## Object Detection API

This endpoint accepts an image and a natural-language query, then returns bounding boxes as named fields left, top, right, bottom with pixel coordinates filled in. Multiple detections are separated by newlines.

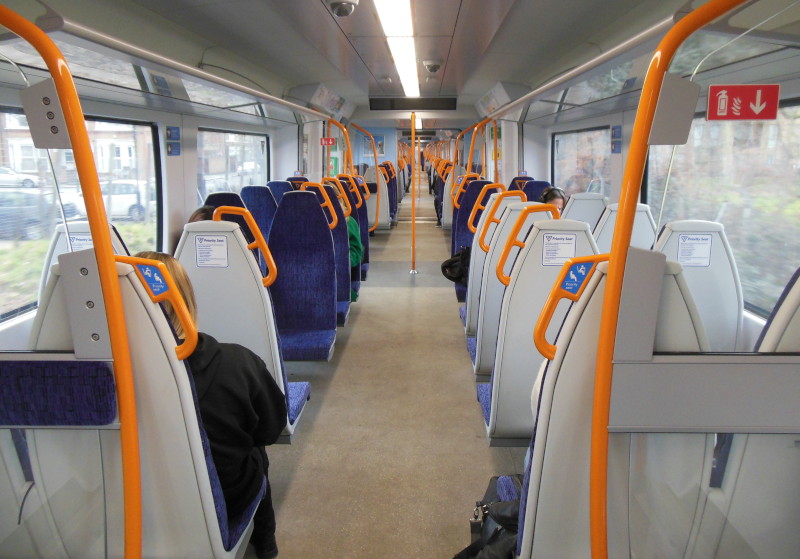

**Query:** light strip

left=375, top=0, right=419, bottom=98
left=387, top=37, right=419, bottom=97
left=374, top=0, right=413, bottom=37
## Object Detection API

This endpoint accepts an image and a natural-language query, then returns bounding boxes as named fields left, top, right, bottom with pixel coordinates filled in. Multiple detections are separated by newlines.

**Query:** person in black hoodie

left=136, top=251, right=287, bottom=559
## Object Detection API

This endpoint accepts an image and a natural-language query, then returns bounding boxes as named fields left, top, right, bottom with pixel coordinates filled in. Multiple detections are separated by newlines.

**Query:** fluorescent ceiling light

left=375, top=0, right=419, bottom=98
left=374, top=0, right=413, bottom=37
left=387, top=37, right=419, bottom=97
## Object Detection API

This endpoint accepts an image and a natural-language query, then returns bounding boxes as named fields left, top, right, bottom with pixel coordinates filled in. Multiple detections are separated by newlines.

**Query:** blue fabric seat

left=267, top=191, right=336, bottom=360
left=240, top=186, right=278, bottom=275
left=452, top=180, right=496, bottom=302
left=508, top=175, right=534, bottom=191
left=286, top=176, right=308, bottom=190
left=204, top=192, right=254, bottom=244
left=521, top=180, right=551, bottom=202
left=339, top=177, right=367, bottom=290
left=307, top=184, right=351, bottom=325
left=476, top=382, right=491, bottom=426
left=267, top=180, right=293, bottom=203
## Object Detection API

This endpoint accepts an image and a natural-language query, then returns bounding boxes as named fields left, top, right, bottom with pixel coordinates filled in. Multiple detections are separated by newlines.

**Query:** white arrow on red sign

left=707, top=84, right=780, bottom=121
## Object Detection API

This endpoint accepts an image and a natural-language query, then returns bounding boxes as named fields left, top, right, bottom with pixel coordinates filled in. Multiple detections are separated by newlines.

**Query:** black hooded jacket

left=187, top=333, right=287, bottom=517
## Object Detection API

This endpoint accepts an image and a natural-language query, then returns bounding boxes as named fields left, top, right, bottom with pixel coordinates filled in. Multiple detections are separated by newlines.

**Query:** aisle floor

left=264, top=183, right=526, bottom=558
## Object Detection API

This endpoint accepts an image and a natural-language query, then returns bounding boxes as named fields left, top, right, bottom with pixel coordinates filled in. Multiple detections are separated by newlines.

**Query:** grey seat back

left=654, top=220, right=743, bottom=351
left=593, top=202, right=657, bottom=253
left=559, top=192, right=607, bottom=229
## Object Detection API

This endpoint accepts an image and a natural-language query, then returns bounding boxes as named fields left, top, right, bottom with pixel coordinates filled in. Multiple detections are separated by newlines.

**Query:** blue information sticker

left=166, top=126, right=180, bottom=140
left=561, top=261, right=590, bottom=295
left=136, top=264, right=169, bottom=296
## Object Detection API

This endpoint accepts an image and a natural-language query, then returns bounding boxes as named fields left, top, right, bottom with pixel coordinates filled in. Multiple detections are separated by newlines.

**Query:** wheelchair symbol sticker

left=136, top=264, right=168, bottom=296
left=562, top=261, right=589, bottom=295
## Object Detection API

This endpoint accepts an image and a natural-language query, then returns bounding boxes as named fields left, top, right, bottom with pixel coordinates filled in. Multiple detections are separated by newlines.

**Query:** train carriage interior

left=0, top=0, right=799, bottom=557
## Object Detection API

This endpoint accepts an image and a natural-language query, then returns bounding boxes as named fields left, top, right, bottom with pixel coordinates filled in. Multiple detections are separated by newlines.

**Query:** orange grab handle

left=467, top=182, right=506, bottom=234
left=478, top=191, right=526, bottom=253
left=589, top=2, right=749, bottom=558
left=322, top=176, right=352, bottom=217
left=338, top=174, right=363, bottom=208
left=116, top=256, right=199, bottom=360
left=353, top=174, right=371, bottom=201
left=496, top=203, right=561, bottom=286
left=0, top=7, right=144, bottom=558
left=468, top=183, right=506, bottom=234
left=301, top=182, right=339, bottom=230
left=451, top=172, right=481, bottom=205
left=212, top=206, right=278, bottom=287
left=534, top=254, right=609, bottom=360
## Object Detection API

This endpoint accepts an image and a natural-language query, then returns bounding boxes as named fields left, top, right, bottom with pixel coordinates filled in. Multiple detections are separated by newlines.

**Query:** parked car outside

left=101, top=180, right=149, bottom=221
left=0, top=167, right=41, bottom=188
left=0, top=188, right=52, bottom=240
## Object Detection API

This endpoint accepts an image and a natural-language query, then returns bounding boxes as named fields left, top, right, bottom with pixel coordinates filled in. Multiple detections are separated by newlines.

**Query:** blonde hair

left=134, top=251, right=197, bottom=339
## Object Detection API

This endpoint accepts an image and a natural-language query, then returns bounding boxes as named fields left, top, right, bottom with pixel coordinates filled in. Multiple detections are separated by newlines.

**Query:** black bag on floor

left=441, top=246, right=471, bottom=286
left=452, top=475, right=521, bottom=559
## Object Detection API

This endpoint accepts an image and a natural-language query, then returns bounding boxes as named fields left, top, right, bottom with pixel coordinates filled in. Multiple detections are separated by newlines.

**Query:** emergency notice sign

left=707, top=84, right=780, bottom=121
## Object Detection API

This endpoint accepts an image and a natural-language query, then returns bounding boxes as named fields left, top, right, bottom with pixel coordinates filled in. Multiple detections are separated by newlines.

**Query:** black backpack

left=441, top=246, right=471, bottom=286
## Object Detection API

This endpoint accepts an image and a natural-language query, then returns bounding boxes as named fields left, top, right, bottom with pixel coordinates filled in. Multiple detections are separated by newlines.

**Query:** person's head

left=539, top=186, right=567, bottom=212
left=188, top=205, right=215, bottom=223
left=134, top=251, right=197, bottom=339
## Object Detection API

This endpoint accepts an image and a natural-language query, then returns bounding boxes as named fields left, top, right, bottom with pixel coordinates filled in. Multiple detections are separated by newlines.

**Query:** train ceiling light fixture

left=374, top=0, right=419, bottom=98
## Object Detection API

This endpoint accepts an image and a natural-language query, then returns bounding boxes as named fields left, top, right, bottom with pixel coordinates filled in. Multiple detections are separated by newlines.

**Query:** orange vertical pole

left=0, top=7, right=142, bottom=559
left=410, top=113, right=417, bottom=273
left=589, top=1, right=749, bottom=558
left=493, top=120, right=499, bottom=182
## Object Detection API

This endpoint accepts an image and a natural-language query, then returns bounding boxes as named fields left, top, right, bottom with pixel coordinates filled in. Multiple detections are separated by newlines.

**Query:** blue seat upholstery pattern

left=340, top=179, right=366, bottom=290
left=204, top=192, right=254, bottom=244
left=267, top=191, right=336, bottom=361
left=452, top=180, right=495, bottom=302
left=186, top=360, right=266, bottom=551
left=380, top=163, right=398, bottom=222
left=0, top=360, right=116, bottom=425
left=267, top=181, right=293, bottom=203
left=508, top=176, right=534, bottom=191
left=476, top=382, right=491, bottom=425
left=459, top=305, right=466, bottom=326
left=522, top=180, right=551, bottom=202
left=466, top=335, right=477, bottom=364
left=287, top=382, right=311, bottom=425
left=240, top=186, right=278, bottom=276
left=497, top=475, right=521, bottom=502
left=308, top=184, right=351, bottom=325
left=241, top=186, right=277, bottom=237
left=286, top=177, right=308, bottom=190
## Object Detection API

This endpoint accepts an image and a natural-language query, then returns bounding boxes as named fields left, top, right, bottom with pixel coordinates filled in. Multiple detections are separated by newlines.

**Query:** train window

left=0, top=40, right=141, bottom=90
left=648, top=105, right=800, bottom=315
left=0, top=112, right=158, bottom=322
left=197, top=129, right=268, bottom=198
left=552, top=127, right=612, bottom=197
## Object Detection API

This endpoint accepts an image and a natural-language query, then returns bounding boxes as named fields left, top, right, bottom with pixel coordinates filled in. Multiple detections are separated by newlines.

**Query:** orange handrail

left=116, top=256, right=199, bottom=360
left=212, top=206, right=278, bottom=287
left=337, top=174, right=363, bottom=208
left=533, top=254, right=609, bottom=360
left=467, top=183, right=506, bottom=234
left=322, top=176, right=352, bottom=217
left=495, top=203, right=560, bottom=286
left=327, top=118, right=354, bottom=174
left=0, top=7, right=143, bottom=558
left=454, top=119, right=486, bottom=167
left=493, top=120, right=499, bottom=182
left=452, top=172, right=481, bottom=207
left=301, top=182, right=339, bottom=230
left=467, top=117, right=492, bottom=175
left=589, top=1, right=749, bottom=558
left=349, top=122, right=381, bottom=232
left=353, top=174, right=371, bottom=201
left=477, top=190, right=527, bottom=253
